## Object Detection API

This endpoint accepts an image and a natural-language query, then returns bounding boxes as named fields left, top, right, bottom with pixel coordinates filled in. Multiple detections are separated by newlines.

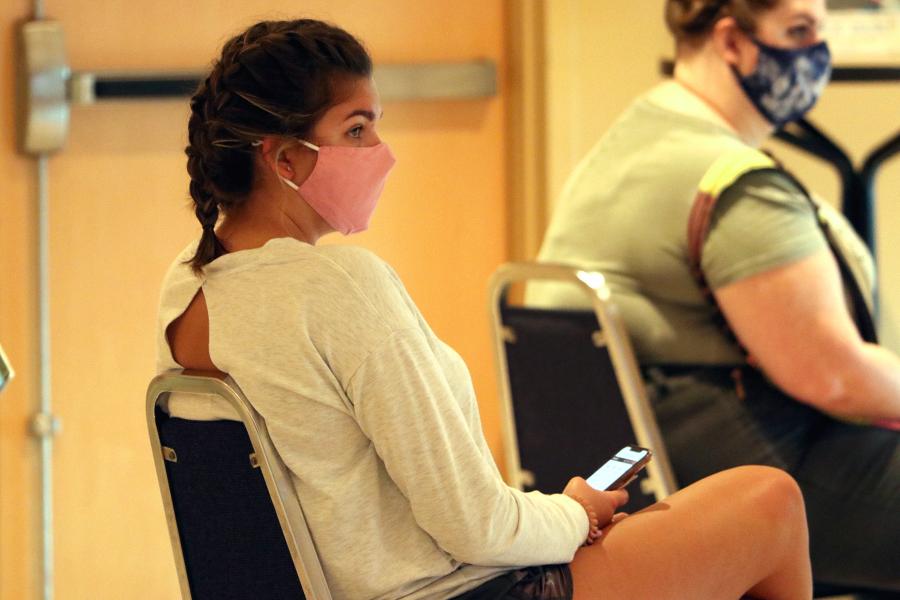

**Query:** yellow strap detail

left=696, top=148, right=776, bottom=199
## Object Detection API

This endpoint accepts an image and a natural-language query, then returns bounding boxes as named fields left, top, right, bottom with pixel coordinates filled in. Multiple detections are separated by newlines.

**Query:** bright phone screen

left=586, top=446, right=648, bottom=491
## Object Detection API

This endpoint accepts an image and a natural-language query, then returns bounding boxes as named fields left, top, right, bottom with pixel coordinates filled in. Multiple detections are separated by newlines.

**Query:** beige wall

left=542, top=0, right=900, bottom=352
left=544, top=0, right=671, bottom=204
left=1, top=2, right=507, bottom=597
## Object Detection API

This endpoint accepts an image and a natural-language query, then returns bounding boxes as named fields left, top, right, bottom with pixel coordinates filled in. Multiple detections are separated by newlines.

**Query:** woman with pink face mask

left=158, top=19, right=813, bottom=600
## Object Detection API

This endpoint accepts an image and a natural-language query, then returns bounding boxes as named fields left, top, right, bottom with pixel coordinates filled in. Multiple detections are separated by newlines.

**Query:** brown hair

left=665, top=0, right=780, bottom=46
left=185, top=19, right=372, bottom=274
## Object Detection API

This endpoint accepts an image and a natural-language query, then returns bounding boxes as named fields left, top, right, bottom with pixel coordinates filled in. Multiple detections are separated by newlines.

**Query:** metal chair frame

left=146, top=369, right=333, bottom=600
left=488, top=262, right=678, bottom=501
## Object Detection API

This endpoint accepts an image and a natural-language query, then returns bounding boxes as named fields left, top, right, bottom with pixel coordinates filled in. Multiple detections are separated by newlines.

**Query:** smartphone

left=0, top=342, right=13, bottom=394
left=586, top=445, right=652, bottom=491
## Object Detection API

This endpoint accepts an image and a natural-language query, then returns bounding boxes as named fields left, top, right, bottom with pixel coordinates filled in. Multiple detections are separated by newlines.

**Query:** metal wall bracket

left=31, top=412, right=61, bottom=438
left=0, top=342, right=14, bottom=393
left=17, top=20, right=70, bottom=156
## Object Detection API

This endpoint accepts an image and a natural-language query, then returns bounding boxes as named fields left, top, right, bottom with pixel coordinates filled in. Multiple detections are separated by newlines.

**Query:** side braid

left=185, top=75, right=231, bottom=273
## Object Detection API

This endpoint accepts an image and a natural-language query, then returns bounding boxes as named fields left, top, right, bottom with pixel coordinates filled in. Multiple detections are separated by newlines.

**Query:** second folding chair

left=488, top=262, right=677, bottom=513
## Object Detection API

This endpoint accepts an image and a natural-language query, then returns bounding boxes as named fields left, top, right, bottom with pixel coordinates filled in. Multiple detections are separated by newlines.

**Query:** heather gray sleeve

left=348, top=327, right=588, bottom=567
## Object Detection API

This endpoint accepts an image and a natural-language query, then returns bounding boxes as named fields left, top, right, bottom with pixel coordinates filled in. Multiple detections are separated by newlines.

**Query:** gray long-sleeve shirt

left=157, top=238, right=587, bottom=600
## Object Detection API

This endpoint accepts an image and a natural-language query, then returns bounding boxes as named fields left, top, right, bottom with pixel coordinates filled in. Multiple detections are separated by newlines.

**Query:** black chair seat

left=488, top=263, right=678, bottom=514
left=157, top=410, right=304, bottom=600
left=147, top=371, right=332, bottom=599
left=501, top=306, right=656, bottom=511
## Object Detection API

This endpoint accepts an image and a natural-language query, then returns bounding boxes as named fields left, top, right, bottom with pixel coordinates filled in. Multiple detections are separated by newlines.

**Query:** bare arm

left=714, top=249, right=900, bottom=420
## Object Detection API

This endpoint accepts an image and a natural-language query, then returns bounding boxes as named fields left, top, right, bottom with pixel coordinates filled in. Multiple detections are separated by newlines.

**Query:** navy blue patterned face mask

left=733, top=39, right=832, bottom=127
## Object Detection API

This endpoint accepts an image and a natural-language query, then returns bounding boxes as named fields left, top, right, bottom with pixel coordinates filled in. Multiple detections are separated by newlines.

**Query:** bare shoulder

left=166, top=289, right=221, bottom=372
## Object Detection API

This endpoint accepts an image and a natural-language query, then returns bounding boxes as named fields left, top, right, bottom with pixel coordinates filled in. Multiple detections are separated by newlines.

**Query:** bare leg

left=570, top=466, right=812, bottom=600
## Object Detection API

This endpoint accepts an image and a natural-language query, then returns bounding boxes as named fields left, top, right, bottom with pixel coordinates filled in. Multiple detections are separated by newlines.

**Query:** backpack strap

left=686, top=150, right=878, bottom=367
left=687, top=150, right=777, bottom=366
left=776, top=170, right=879, bottom=345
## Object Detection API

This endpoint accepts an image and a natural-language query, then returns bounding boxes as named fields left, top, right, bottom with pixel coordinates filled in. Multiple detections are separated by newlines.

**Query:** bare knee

left=724, top=466, right=806, bottom=532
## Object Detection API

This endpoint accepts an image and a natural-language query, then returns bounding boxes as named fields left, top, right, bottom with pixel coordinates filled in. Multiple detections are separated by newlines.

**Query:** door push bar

left=17, top=19, right=498, bottom=156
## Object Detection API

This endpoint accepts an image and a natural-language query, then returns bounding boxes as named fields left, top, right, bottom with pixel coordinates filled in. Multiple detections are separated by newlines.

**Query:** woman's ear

left=258, top=137, right=294, bottom=180
left=711, top=16, right=754, bottom=73
left=257, top=137, right=278, bottom=169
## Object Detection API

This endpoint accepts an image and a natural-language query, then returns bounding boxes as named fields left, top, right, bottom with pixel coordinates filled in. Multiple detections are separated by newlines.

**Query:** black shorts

left=452, top=565, right=573, bottom=600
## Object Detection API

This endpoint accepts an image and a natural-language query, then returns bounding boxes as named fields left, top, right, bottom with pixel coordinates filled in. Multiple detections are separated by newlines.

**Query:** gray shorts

left=645, top=365, right=900, bottom=593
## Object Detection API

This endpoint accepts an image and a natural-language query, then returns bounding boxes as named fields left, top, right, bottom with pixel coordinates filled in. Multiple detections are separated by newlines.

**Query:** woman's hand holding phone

left=563, top=476, right=629, bottom=532
left=563, top=445, right=651, bottom=541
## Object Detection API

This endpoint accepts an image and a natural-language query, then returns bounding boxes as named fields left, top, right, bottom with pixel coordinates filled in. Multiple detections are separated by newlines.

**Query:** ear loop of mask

left=268, top=139, right=320, bottom=191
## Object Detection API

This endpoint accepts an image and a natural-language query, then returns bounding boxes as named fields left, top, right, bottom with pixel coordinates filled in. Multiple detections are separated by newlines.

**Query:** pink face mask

left=282, top=140, right=396, bottom=235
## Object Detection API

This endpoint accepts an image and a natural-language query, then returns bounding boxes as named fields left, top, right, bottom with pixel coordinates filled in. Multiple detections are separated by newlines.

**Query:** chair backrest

left=488, top=262, right=678, bottom=512
left=146, top=370, right=333, bottom=600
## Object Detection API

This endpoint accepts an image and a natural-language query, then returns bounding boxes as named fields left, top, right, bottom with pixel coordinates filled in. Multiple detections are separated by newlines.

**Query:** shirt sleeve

left=703, top=169, right=828, bottom=290
left=347, top=327, right=588, bottom=567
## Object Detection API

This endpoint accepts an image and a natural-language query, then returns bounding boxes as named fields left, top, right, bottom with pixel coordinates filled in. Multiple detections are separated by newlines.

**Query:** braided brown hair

left=665, top=0, right=780, bottom=47
left=185, top=19, right=372, bottom=273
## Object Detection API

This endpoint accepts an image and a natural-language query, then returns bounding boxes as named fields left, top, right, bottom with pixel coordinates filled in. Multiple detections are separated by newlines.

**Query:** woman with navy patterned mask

left=532, top=0, right=900, bottom=593
left=731, top=14, right=832, bottom=125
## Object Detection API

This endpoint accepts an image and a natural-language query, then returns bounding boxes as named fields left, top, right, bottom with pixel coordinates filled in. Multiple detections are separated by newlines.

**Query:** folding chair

left=489, top=265, right=889, bottom=600
left=488, top=262, right=678, bottom=512
left=146, top=369, right=332, bottom=600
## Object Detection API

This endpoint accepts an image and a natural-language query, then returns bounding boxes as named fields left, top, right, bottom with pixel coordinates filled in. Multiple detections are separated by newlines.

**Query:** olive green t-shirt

left=528, top=92, right=871, bottom=365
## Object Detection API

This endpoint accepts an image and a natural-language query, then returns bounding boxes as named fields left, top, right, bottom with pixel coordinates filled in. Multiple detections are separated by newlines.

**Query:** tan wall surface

left=543, top=1, right=900, bottom=353
left=544, top=0, right=670, bottom=206
left=1, top=2, right=507, bottom=598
